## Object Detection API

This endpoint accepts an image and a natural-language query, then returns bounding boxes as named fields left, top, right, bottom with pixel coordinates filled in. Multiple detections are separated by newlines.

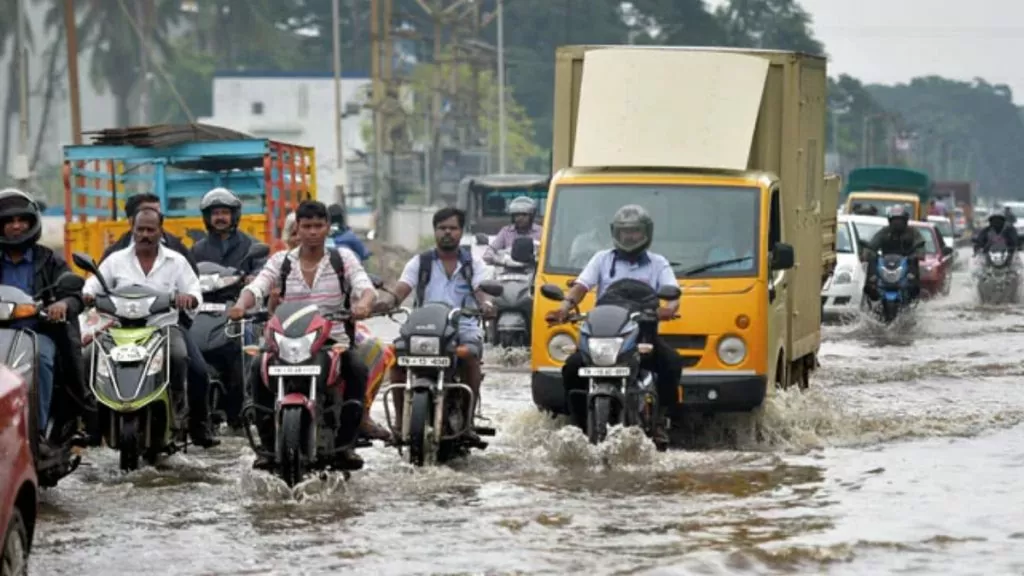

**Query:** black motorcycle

left=0, top=273, right=88, bottom=487
left=381, top=280, right=503, bottom=466
left=539, top=279, right=681, bottom=448
left=191, top=244, right=269, bottom=430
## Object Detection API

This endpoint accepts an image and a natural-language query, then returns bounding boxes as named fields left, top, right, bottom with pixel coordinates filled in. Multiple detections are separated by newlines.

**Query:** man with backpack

left=227, top=200, right=378, bottom=470
left=374, top=207, right=495, bottom=444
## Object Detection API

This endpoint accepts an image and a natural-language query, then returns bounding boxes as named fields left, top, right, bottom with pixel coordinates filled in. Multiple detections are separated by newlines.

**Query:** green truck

left=842, top=166, right=931, bottom=219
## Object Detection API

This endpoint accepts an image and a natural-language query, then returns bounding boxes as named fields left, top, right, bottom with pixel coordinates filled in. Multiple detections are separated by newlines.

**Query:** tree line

left=2, top=0, right=1023, bottom=197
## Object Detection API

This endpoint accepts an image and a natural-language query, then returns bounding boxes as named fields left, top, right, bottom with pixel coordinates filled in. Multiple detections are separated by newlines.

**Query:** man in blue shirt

left=0, top=188, right=87, bottom=449
left=326, top=203, right=371, bottom=261
left=546, top=204, right=683, bottom=445
left=376, top=207, right=495, bottom=444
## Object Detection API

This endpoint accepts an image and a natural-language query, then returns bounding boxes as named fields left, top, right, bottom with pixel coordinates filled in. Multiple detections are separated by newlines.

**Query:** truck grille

left=662, top=334, right=707, bottom=350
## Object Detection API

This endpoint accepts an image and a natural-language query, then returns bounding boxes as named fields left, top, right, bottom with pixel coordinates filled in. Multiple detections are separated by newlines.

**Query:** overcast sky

left=709, top=0, right=1024, bottom=104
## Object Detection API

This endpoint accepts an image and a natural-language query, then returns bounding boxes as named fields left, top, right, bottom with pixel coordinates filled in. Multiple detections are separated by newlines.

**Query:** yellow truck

left=530, top=46, right=838, bottom=417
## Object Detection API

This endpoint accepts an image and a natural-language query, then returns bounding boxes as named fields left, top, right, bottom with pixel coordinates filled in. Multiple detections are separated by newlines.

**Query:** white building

left=198, top=71, right=375, bottom=213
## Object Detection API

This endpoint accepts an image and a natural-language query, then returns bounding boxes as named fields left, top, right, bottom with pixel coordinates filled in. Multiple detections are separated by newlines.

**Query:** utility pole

left=497, top=0, right=506, bottom=173
left=136, top=0, right=149, bottom=126
left=332, top=0, right=346, bottom=207
left=64, top=0, right=82, bottom=144
left=14, top=0, right=29, bottom=185
left=371, top=0, right=386, bottom=239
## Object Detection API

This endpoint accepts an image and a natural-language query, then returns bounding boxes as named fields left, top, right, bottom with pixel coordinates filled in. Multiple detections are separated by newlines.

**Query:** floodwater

left=31, top=248, right=1024, bottom=575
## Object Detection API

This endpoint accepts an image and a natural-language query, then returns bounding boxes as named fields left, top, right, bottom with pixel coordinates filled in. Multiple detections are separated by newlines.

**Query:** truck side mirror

left=771, top=243, right=795, bottom=270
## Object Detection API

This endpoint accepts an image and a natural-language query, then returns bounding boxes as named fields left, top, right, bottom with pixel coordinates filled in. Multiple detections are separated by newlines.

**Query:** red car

left=0, top=364, right=38, bottom=573
left=911, top=221, right=955, bottom=298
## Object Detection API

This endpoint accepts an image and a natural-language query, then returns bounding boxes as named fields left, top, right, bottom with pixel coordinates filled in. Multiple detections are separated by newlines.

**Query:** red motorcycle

left=241, top=301, right=385, bottom=487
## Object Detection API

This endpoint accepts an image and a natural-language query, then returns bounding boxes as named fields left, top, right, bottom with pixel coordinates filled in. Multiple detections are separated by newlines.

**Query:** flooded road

left=32, top=248, right=1024, bottom=575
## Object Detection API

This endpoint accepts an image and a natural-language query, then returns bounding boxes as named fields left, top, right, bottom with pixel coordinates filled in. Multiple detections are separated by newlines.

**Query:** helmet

left=0, top=188, right=42, bottom=251
left=886, top=204, right=909, bottom=221
left=990, top=212, right=1006, bottom=224
left=508, top=196, right=537, bottom=227
left=327, top=203, right=346, bottom=233
left=199, top=187, right=242, bottom=232
left=610, top=204, right=653, bottom=255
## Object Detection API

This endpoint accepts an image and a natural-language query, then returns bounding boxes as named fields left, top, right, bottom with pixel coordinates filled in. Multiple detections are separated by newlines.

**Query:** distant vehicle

left=0, top=364, right=37, bottom=574
left=927, top=214, right=958, bottom=266
left=821, top=216, right=867, bottom=320
left=911, top=221, right=955, bottom=298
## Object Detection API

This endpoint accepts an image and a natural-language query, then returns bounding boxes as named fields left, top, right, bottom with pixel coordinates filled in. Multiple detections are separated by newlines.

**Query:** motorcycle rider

left=973, top=212, right=1020, bottom=256
left=863, top=205, right=924, bottom=302
left=0, top=188, right=90, bottom=452
left=545, top=204, right=682, bottom=445
left=228, top=200, right=378, bottom=470
left=326, top=203, right=371, bottom=261
left=374, top=207, right=495, bottom=443
left=83, top=208, right=219, bottom=447
left=189, top=187, right=262, bottom=276
left=483, top=196, right=542, bottom=265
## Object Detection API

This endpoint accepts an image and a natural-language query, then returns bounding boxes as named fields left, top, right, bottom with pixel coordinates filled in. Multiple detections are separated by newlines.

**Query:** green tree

left=713, top=0, right=824, bottom=54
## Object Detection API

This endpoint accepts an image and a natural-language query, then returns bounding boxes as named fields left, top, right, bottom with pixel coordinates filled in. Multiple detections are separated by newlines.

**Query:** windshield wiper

left=679, top=256, right=753, bottom=276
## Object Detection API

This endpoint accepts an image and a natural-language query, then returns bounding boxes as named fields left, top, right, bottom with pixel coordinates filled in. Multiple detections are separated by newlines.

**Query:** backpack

left=415, top=247, right=475, bottom=307
left=278, top=248, right=355, bottom=340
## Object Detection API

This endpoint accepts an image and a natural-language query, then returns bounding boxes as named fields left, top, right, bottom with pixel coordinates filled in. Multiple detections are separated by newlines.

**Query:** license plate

left=579, top=366, right=630, bottom=377
left=109, top=344, right=147, bottom=363
left=268, top=365, right=322, bottom=376
left=198, top=302, right=227, bottom=312
left=397, top=356, right=451, bottom=367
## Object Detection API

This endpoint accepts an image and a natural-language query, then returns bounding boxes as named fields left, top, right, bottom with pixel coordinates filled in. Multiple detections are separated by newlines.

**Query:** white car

left=822, top=215, right=868, bottom=320
left=927, top=215, right=958, bottom=265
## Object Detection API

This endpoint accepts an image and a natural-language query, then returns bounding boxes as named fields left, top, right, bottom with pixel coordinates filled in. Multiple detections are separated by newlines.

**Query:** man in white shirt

left=83, top=208, right=219, bottom=447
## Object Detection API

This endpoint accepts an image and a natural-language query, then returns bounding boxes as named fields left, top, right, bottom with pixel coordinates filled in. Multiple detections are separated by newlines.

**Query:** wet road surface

left=31, top=248, right=1024, bottom=575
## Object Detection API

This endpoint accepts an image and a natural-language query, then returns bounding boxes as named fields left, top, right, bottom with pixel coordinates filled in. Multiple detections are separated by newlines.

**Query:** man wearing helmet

left=325, top=203, right=371, bottom=261
left=0, top=188, right=90, bottom=450
left=972, top=211, right=1019, bottom=255
left=190, top=187, right=263, bottom=275
left=546, top=204, right=682, bottom=446
left=863, top=205, right=925, bottom=302
left=483, top=195, right=542, bottom=265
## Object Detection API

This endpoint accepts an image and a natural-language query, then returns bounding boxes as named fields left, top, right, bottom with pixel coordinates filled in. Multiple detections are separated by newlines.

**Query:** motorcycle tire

left=278, top=408, right=305, bottom=487
left=587, top=396, right=612, bottom=445
left=119, top=415, right=140, bottom=472
left=408, top=390, right=432, bottom=467
left=881, top=300, right=899, bottom=323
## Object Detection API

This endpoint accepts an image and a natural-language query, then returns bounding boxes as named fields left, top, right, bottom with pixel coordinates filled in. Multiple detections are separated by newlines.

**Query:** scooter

left=0, top=273, right=88, bottom=487
left=477, top=234, right=537, bottom=348
left=380, top=279, right=504, bottom=467
left=73, top=253, right=189, bottom=472
left=538, top=279, right=680, bottom=448
left=976, top=240, right=1020, bottom=304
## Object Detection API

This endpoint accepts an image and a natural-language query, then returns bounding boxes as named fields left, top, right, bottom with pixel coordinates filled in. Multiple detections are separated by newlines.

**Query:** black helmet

left=328, top=203, right=346, bottom=232
left=990, top=212, right=1006, bottom=224
left=199, top=187, right=242, bottom=232
left=0, top=188, right=42, bottom=251
left=610, top=204, right=653, bottom=255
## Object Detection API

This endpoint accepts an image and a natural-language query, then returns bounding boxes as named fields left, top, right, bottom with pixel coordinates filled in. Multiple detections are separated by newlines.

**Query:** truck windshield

left=543, top=183, right=760, bottom=277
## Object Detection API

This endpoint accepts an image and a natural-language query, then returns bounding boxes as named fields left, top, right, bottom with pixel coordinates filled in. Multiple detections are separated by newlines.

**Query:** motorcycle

left=380, top=279, right=504, bottom=466
left=191, top=244, right=270, bottom=430
left=478, top=235, right=537, bottom=349
left=0, top=273, right=88, bottom=487
left=72, top=253, right=190, bottom=472
left=866, top=241, right=924, bottom=324
left=538, top=279, right=681, bottom=448
left=240, top=278, right=388, bottom=487
left=976, top=240, right=1020, bottom=304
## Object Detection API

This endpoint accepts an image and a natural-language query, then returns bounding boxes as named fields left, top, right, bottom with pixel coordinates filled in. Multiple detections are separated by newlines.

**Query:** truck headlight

left=587, top=337, right=623, bottom=367
left=717, top=336, right=746, bottom=366
left=547, top=334, right=576, bottom=363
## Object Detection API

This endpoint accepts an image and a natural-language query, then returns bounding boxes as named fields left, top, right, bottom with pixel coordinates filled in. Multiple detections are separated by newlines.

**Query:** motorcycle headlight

left=96, top=352, right=112, bottom=379
left=409, top=335, right=440, bottom=355
left=274, top=331, right=318, bottom=364
left=110, top=296, right=155, bottom=319
left=717, top=336, right=747, bottom=366
left=587, top=337, right=623, bottom=367
left=880, top=268, right=902, bottom=283
left=991, top=251, right=1007, bottom=265
left=547, top=333, right=576, bottom=363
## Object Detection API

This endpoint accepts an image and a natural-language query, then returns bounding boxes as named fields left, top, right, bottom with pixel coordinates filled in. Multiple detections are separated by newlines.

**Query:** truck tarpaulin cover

left=571, top=48, right=769, bottom=171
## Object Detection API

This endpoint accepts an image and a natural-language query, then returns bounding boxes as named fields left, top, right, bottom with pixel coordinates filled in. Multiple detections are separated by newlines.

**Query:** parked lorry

left=842, top=166, right=931, bottom=220
left=530, top=46, right=838, bottom=418
left=61, top=124, right=315, bottom=270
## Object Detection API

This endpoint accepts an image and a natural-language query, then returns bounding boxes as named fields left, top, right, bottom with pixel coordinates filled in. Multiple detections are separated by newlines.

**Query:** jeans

left=561, top=336, right=683, bottom=429
left=177, top=328, right=211, bottom=431
left=36, top=333, right=56, bottom=431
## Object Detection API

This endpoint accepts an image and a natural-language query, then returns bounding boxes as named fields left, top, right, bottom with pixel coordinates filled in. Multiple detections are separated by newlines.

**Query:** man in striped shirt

left=229, top=201, right=377, bottom=470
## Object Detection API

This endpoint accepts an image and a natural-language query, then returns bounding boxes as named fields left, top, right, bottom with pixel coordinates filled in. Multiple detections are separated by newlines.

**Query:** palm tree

left=0, top=0, right=34, bottom=178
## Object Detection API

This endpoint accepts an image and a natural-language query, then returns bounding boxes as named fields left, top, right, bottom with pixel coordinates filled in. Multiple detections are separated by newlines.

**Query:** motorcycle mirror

left=540, top=283, right=565, bottom=301
left=942, top=246, right=954, bottom=257
left=244, top=243, right=271, bottom=261
left=36, top=199, right=48, bottom=212
left=475, top=233, right=490, bottom=246
left=72, top=252, right=98, bottom=274
left=186, top=229, right=206, bottom=243
left=54, top=272, right=85, bottom=293
left=478, top=280, right=503, bottom=297
left=656, top=284, right=682, bottom=301
left=368, top=273, right=384, bottom=289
